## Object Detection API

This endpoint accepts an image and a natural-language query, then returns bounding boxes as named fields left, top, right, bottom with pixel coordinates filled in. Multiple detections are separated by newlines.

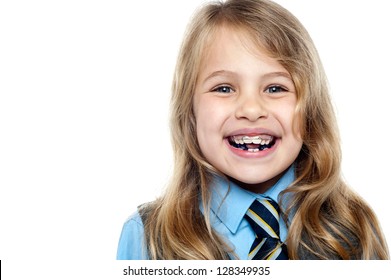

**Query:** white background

left=1, top=0, right=390, bottom=278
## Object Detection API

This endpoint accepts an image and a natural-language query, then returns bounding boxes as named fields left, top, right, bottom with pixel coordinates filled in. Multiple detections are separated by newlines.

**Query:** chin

left=236, top=169, right=277, bottom=181
left=227, top=168, right=287, bottom=192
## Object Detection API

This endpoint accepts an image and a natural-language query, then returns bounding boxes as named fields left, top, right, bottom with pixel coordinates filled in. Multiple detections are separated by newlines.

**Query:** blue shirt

left=116, top=166, right=295, bottom=260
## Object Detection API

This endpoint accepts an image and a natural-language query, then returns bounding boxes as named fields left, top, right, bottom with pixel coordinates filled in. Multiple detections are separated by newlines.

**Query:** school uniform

left=116, top=166, right=295, bottom=260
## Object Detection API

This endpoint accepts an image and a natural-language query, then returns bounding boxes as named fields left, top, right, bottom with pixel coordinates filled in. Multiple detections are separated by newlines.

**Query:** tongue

left=246, top=144, right=260, bottom=149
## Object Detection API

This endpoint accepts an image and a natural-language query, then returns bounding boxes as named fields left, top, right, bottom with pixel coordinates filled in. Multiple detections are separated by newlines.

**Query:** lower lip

left=225, top=138, right=279, bottom=159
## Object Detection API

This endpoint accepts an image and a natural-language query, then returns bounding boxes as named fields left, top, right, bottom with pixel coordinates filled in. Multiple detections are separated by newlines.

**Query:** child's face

left=193, top=26, right=303, bottom=193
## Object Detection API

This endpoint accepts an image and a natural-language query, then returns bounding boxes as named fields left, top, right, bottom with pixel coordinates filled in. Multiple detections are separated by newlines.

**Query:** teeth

left=252, top=137, right=262, bottom=145
left=248, top=148, right=259, bottom=152
left=242, top=136, right=252, bottom=144
left=232, top=135, right=273, bottom=145
left=262, top=139, right=271, bottom=145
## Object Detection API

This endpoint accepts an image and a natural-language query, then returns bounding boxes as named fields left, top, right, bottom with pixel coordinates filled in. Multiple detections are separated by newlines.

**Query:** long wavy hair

left=142, top=0, right=389, bottom=259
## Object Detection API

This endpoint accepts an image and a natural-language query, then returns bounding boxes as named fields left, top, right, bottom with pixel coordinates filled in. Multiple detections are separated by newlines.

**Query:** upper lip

left=226, top=128, right=279, bottom=138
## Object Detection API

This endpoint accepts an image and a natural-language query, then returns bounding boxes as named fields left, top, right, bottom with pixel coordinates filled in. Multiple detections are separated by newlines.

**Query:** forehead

left=198, top=25, right=287, bottom=77
left=201, top=24, right=274, bottom=63
left=204, top=23, right=275, bottom=57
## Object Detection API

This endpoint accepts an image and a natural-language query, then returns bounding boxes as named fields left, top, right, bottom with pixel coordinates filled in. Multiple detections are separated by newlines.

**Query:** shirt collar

left=208, top=165, right=295, bottom=234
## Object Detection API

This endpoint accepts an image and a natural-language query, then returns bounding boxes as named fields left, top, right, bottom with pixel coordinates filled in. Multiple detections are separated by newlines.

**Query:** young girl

left=117, top=0, right=389, bottom=260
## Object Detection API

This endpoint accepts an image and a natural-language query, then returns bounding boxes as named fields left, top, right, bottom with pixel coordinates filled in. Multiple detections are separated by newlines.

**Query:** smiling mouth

left=228, top=135, right=276, bottom=152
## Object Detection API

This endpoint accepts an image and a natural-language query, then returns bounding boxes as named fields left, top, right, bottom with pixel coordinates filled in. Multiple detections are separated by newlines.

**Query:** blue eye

left=266, top=85, right=287, bottom=94
left=213, top=86, right=234, bottom=94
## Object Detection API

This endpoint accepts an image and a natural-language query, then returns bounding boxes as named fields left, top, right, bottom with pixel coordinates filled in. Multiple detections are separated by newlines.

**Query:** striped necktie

left=245, top=198, right=288, bottom=260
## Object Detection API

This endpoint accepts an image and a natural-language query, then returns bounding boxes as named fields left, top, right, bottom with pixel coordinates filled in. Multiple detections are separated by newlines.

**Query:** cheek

left=193, top=96, right=213, bottom=150
left=194, top=96, right=224, bottom=129
left=283, top=107, right=304, bottom=153
left=194, top=96, right=229, bottom=148
left=274, top=99, right=300, bottom=136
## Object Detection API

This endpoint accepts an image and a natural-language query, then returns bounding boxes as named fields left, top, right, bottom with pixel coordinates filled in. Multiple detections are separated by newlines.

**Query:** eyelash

left=265, top=85, right=288, bottom=94
left=212, top=85, right=234, bottom=94
left=211, top=85, right=288, bottom=94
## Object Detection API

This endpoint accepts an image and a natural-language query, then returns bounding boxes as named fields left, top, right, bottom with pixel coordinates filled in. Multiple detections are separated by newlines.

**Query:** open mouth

left=227, top=135, right=277, bottom=152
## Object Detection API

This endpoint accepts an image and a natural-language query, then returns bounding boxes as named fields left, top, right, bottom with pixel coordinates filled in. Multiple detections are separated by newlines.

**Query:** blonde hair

left=142, top=0, right=389, bottom=259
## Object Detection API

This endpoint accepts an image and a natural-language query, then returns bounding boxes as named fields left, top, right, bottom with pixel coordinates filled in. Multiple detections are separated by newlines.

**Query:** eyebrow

left=202, top=70, right=292, bottom=83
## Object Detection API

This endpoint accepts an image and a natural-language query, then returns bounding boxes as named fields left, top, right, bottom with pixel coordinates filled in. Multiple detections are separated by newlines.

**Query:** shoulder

left=116, top=209, right=148, bottom=260
left=122, top=211, right=144, bottom=232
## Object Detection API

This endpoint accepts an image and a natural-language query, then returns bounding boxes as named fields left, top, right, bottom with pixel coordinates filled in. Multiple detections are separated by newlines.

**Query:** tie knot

left=245, top=198, right=288, bottom=260
left=245, top=198, right=281, bottom=239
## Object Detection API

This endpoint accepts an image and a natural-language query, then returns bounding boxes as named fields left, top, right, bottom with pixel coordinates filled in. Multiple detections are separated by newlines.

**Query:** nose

left=235, top=91, right=268, bottom=121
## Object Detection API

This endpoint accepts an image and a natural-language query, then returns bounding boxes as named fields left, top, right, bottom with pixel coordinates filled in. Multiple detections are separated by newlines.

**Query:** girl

left=117, top=0, right=389, bottom=260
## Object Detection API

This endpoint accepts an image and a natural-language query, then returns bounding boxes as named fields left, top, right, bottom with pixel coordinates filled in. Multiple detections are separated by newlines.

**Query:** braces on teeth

left=229, top=135, right=275, bottom=152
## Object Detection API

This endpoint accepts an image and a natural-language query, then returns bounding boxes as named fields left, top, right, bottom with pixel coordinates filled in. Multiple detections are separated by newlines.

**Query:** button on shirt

left=116, top=166, right=295, bottom=260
